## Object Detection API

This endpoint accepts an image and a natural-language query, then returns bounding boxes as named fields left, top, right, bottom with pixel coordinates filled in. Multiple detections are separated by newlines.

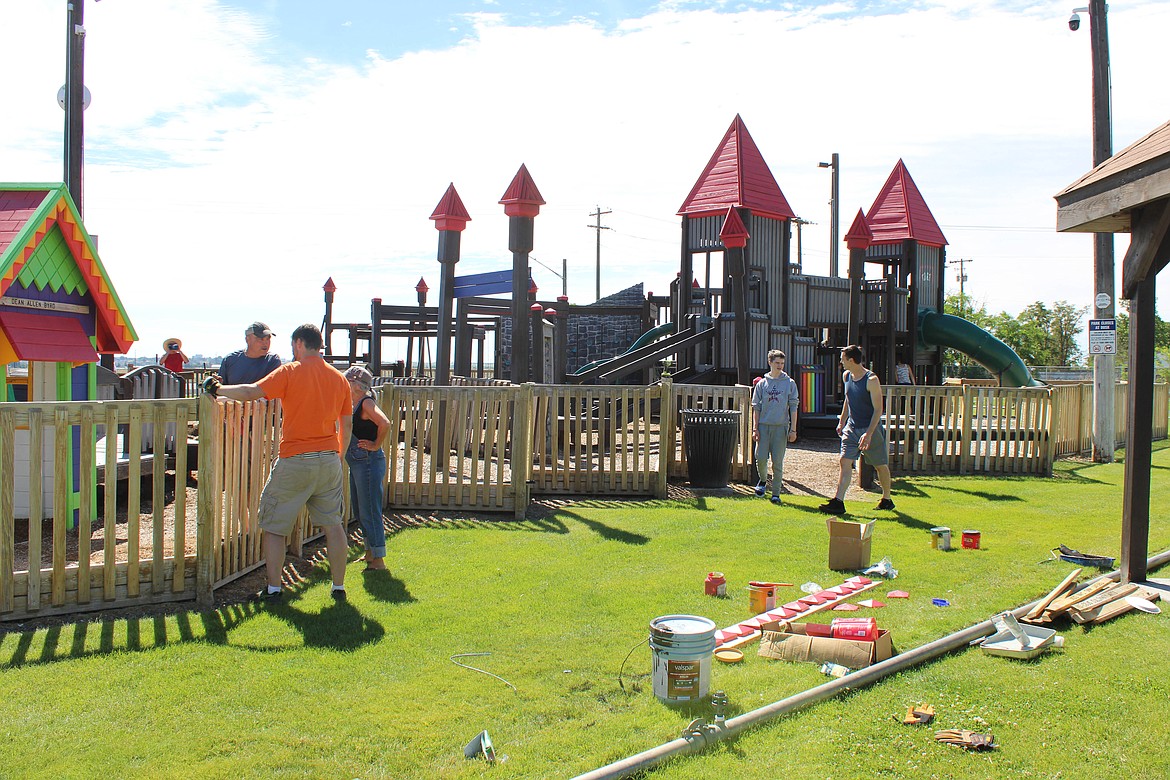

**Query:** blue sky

left=1, top=0, right=1167, bottom=360
left=229, top=1, right=667, bottom=63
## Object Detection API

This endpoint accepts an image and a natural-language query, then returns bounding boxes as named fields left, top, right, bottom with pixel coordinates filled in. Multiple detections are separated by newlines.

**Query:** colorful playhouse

left=0, top=182, right=138, bottom=519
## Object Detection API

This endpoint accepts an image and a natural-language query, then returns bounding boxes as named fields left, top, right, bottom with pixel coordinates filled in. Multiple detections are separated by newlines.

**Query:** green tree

left=1114, top=302, right=1170, bottom=381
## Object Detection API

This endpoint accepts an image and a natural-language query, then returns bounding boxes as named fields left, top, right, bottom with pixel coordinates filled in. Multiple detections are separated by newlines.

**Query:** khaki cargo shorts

left=257, top=451, right=344, bottom=536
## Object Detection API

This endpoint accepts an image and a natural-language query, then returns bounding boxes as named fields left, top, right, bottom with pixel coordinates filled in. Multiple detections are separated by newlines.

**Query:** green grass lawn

left=2, top=443, right=1169, bottom=779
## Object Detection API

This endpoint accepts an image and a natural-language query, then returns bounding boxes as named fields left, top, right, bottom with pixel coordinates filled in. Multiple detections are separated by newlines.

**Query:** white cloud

left=2, top=0, right=1166, bottom=362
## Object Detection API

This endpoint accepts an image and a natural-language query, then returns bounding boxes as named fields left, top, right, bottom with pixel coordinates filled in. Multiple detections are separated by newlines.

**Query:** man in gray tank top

left=819, top=344, right=895, bottom=515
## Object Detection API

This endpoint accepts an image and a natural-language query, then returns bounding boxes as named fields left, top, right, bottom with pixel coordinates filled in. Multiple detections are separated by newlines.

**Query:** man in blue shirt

left=218, top=321, right=282, bottom=385
left=819, top=344, right=895, bottom=515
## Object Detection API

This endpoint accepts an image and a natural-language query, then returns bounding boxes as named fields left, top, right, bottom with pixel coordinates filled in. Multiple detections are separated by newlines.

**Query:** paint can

left=747, top=581, right=777, bottom=614
left=649, top=615, right=716, bottom=704
left=929, top=526, right=952, bottom=551
left=830, top=616, right=878, bottom=641
left=962, top=530, right=981, bottom=549
left=704, top=572, right=727, bottom=597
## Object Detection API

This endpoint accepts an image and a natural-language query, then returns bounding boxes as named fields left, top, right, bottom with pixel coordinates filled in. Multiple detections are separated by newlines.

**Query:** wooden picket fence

left=2, top=379, right=1167, bottom=622
left=0, top=399, right=198, bottom=620
left=883, top=382, right=1169, bottom=475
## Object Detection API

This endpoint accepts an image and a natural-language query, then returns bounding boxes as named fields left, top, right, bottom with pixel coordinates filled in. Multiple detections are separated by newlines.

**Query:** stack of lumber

left=1021, top=568, right=1163, bottom=626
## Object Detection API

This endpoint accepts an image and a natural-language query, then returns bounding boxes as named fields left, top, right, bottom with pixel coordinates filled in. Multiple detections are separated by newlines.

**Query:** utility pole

left=947, top=257, right=974, bottom=318
left=818, top=154, right=840, bottom=276
left=791, top=217, right=812, bottom=271
left=1069, top=1, right=1115, bottom=461
left=588, top=206, right=612, bottom=301
left=64, top=0, right=86, bottom=215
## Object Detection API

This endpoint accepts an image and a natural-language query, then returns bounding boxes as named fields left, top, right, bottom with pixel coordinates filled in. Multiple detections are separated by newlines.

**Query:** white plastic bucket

left=649, top=615, right=716, bottom=703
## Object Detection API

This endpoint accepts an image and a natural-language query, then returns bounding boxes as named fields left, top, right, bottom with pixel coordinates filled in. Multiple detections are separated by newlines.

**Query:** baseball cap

left=344, top=365, right=373, bottom=390
left=246, top=322, right=274, bottom=338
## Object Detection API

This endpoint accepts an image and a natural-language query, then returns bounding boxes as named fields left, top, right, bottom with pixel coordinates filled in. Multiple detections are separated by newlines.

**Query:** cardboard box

left=827, top=518, right=874, bottom=570
left=757, top=620, right=894, bottom=668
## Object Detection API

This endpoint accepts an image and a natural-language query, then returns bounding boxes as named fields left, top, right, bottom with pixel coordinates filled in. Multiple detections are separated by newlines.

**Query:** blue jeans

left=346, top=445, right=387, bottom=557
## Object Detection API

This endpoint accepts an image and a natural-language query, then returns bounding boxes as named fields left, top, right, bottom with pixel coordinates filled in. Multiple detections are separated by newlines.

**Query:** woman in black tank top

left=343, top=366, right=391, bottom=571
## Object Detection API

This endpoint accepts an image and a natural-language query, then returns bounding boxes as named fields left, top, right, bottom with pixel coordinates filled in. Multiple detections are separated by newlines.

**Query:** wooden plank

left=1047, top=577, right=1114, bottom=615
left=52, top=409, right=69, bottom=607
left=172, top=403, right=189, bottom=592
left=27, top=407, right=43, bottom=611
left=126, top=405, right=142, bottom=596
left=78, top=407, right=94, bottom=602
left=1022, top=568, right=1082, bottom=622
left=102, top=404, right=118, bottom=600
left=1067, top=583, right=1140, bottom=621
left=152, top=405, right=167, bottom=594
left=1120, top=199, right=1170, bottom=298
left=0, top=407, right=15, bottom=613
left=1084, top=585, right=1161, bottom=625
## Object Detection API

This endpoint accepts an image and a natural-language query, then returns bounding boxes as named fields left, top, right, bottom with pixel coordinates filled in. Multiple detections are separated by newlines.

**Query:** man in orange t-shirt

left=212, top=323, right=353, bottom=603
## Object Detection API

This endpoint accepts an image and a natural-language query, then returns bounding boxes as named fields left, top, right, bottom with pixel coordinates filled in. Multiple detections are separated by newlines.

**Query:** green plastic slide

left=918, top=309, right=1043, bottom=388
left=570, top=321, right=677, bottom=376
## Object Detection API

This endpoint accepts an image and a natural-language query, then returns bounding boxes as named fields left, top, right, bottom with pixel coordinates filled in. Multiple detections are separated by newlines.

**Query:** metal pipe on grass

left=573, top=549, right=1170, bottom=780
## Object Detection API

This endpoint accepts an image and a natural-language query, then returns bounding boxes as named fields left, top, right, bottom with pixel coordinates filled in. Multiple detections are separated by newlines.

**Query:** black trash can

left=681, top=409, right=742, bottom=488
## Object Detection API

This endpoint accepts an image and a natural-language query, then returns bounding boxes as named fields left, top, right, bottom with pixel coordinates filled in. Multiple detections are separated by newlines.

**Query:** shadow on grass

left=0, top=571, right=386, bottom=668
left=785, top=497, right=935, bottom=532
left=387, top=514, right=569, bottom=535
left=922, top=484, right=1024, bottom=502
left=560, top=511, right=650, bottom=545
left=362, top=568, right=417, bottom=604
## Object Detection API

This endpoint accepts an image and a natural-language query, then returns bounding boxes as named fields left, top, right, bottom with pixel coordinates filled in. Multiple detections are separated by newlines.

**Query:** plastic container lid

left=650, top=615, right=716, bottom=636
left=714, top=649, right=744, bottom=663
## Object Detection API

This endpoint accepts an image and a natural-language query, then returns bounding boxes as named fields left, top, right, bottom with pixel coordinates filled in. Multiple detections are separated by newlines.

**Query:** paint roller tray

left=979, top=622, right=1062, bottom=660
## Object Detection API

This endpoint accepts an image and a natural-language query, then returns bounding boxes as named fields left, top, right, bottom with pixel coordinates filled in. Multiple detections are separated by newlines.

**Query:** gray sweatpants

left=755, top=424, right=789, bottom=495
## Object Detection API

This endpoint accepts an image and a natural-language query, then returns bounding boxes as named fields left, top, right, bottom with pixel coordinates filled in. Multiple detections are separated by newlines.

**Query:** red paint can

left=704, top=572, right=726, bottom=597
left=830, top=617, right=878, bottom=641
left=962, top=530, right=981, bottom=549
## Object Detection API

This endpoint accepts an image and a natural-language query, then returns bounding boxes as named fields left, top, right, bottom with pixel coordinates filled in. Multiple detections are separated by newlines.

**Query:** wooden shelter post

left=1120, top=273, right=1155, bottom=582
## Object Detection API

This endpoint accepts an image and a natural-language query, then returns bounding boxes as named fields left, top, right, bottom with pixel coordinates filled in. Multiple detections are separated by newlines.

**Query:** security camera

left=1068, top=12, right=1080, bottom=31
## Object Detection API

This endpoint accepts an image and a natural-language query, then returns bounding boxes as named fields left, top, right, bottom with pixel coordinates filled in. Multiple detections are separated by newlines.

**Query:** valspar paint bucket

left=962, top=530, right=981, bottom=549
left=649, top=615, right=716, bottom=704
left=747, top=581, right=777, bottom=614
left=930, top=526, right=952, bottom=551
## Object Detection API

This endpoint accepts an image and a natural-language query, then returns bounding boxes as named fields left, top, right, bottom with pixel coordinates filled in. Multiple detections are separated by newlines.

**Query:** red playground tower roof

left=678, top=115, right=795, bottom=222
left=865, top=159, right=948, bottom=247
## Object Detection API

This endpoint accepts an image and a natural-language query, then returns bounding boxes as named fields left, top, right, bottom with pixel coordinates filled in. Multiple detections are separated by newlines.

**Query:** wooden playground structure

left=321, top=116, right=1043, bottom=440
